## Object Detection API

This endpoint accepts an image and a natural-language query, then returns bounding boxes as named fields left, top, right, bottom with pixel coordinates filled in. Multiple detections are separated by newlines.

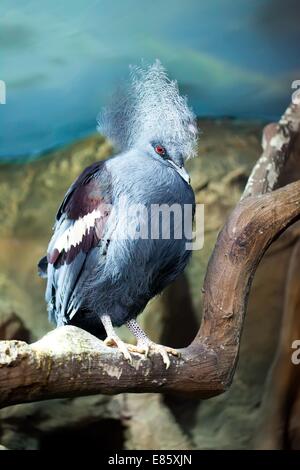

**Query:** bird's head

left=147, top=139, right=191, bottom=184
left=97, top=60, right=198, bottom=170
left=150, top=140, right=186, bottom=167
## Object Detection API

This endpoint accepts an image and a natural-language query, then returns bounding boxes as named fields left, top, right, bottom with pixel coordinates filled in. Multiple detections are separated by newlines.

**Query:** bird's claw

left=104, top=336, right=179, bottom=369
left=150, top=344, right=180, bottom=369
left=136, top=341, right=180, bottom=369
left=126, top=344, right=149, bottom=356
left=104, top=336, right=133, bottom=364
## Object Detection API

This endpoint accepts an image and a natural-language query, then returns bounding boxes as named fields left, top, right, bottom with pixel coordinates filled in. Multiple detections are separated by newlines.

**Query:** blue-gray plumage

left=38, top=61, right=198, bottom=367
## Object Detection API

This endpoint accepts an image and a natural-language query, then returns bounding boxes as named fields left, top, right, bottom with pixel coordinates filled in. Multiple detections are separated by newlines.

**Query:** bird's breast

left=109, top=153, right=194, bottom=207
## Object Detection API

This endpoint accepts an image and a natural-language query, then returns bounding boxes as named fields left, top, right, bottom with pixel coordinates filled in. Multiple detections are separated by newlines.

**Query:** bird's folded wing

left=49, top=160, right=111, bottom=266
left=42, top=160, right=112, bottom=324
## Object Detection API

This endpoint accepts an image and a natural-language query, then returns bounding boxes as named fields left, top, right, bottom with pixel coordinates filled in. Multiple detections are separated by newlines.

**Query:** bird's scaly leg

left=101, top=314, right=133, bottom=363
left=126, top=319, right=179, bottom=369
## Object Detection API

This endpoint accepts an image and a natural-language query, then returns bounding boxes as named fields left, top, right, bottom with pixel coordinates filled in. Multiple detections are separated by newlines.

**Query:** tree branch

left=1, top=180, right=300, bottom=408
left=1, top=101, right=300, bottom=409
left=243, top=100, right=300, bottom=198
left=255, top=236, right=300, bottom=449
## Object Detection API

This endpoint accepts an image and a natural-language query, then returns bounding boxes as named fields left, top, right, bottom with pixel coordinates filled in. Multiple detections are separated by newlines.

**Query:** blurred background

left=1, top=0, right=300, bottom=159
left=0, top=0, right=300, bottom=450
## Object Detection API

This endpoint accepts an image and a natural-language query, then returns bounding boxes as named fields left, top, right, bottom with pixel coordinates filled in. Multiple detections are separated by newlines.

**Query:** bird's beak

left=168, top=160, right=191, bottom=185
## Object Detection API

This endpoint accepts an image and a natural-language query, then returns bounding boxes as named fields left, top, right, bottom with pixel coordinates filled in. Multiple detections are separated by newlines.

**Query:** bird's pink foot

left=135, top=340, right=180, bottom=369
left=125, top=319, right=179, bottom=368
left=104, top=336, right=133, bottom=363
left=126, top=343, right=149, bottom=355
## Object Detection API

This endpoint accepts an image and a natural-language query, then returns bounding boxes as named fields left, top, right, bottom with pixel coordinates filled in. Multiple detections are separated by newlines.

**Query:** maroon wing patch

left=48, top=161, right=112, bottom=267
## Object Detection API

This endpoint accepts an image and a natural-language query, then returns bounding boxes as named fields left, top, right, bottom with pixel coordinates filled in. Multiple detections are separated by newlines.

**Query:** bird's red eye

left=155, top=145, right=166, bottom=156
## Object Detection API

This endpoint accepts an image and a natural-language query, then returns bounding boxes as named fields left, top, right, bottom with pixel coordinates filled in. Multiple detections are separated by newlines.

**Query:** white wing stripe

left=54, top=209, right=102, bottom=253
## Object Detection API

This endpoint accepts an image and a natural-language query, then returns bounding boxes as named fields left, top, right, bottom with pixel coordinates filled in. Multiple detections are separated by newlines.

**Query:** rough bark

left=243, top=100, right=300, bottom=198
left=256, top=236, right=300, bottom=449
left=1, top=101, right=300, bottom=409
